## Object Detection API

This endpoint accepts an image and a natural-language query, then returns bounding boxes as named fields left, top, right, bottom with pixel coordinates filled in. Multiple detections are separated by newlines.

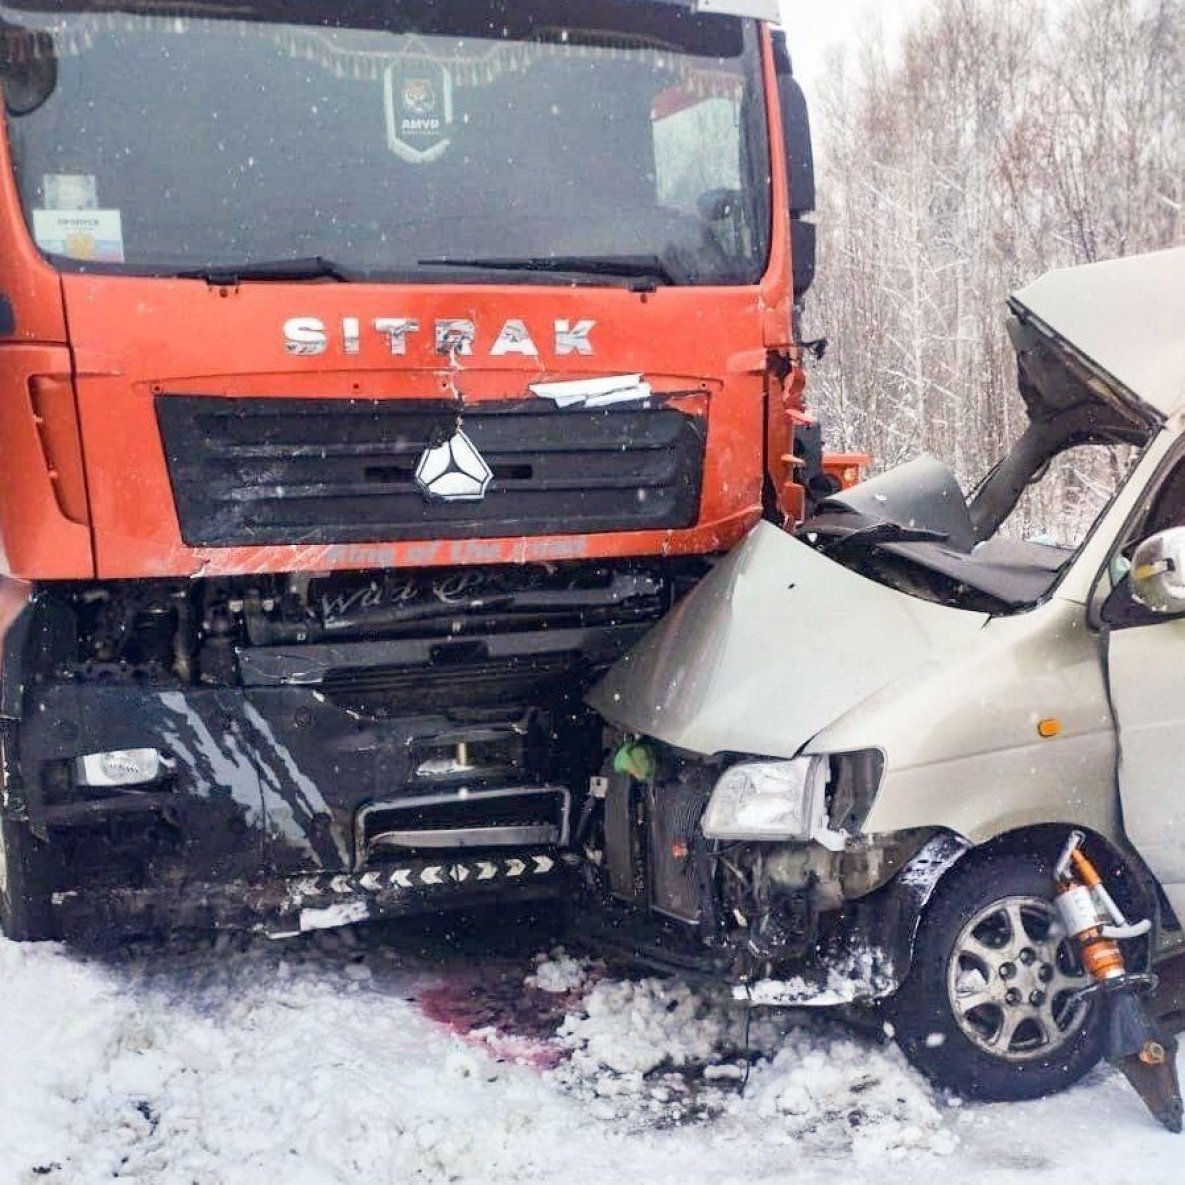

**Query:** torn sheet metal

left=529, top=374, right=652, bottom=409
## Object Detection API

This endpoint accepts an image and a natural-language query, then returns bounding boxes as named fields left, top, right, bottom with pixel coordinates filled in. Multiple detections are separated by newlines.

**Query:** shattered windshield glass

left=0, top=1, right=770, bottom=284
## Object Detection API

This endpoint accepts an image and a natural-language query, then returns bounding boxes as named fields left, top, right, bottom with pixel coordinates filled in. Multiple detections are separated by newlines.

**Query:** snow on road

left=0, top=921, right=1180, bottom=1185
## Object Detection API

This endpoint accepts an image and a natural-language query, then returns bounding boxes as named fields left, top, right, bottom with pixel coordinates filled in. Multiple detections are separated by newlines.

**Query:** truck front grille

left=356, top=787, right=571, bottom=862
left=156, top=395, right=706, bottom=547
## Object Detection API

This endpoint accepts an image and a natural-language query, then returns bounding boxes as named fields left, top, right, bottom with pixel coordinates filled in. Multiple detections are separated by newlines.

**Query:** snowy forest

left=805, top=0, right=1183, bottom=537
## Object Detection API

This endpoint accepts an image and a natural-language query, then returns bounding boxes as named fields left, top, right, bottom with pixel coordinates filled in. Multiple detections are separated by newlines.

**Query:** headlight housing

left=701, top=756, right=844, bottom=849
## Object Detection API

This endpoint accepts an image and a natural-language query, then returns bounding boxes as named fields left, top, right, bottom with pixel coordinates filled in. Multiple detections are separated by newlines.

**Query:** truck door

left=1105, top=455, right=1185, bottom=922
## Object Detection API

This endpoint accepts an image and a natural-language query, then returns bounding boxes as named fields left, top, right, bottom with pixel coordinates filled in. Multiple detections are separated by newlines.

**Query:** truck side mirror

left=771, top=30, right=816, bottom=299
left=770, top=31, right=815, bottom=216
left=1129, top=527, right=1185, bottom=615
left=1, top=22, right=58, bottom=117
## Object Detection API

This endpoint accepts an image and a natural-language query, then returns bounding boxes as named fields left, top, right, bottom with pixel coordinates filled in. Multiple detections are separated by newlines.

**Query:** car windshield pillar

left=969, top=420, right=1064, bottom=542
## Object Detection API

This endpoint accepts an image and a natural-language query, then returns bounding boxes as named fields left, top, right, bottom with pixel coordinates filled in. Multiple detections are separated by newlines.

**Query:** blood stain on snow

left=416, top=963, right=585, bottom=1071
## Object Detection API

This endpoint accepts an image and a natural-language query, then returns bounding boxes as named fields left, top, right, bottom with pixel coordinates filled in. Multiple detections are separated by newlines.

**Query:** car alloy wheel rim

left=946, top=894, right=1091, bottom=1063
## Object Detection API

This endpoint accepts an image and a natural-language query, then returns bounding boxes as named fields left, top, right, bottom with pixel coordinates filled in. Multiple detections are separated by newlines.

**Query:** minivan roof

left=1009, top=247, right=1185, bottom=421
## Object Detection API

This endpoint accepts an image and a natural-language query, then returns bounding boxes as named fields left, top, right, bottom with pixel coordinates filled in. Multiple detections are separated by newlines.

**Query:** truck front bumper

left=48, top=851, right=571, bottom=941
left=7, top=678, right=577, bottom=941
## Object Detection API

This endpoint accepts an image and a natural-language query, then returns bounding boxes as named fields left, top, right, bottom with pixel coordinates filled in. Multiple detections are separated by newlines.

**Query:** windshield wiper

left=177, top=256, right=356, bottom=284
left=419, top=254, right=680, bottom=287
left=823, top=522, right=951, bottom=557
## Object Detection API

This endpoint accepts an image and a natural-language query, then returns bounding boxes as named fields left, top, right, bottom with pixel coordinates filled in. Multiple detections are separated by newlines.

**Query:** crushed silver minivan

left=580, top=247, right=1185, bottom=1109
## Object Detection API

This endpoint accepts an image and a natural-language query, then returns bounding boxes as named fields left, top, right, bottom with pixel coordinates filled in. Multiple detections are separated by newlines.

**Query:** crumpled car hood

left=588, top=522, right=988, bottom=758
left=1008, top=246, right=1185, bottom=423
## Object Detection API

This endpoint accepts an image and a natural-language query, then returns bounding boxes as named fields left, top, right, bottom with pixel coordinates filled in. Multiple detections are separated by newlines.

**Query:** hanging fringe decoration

left=3, top=10, right=744, bottom=102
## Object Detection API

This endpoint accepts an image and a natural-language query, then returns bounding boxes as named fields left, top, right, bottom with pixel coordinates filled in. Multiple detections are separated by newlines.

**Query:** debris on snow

left=737, top=949, right=894, bottom=1007
left=550, top=972, right=954, bottom=1155
left=525, top=948, right=590, bottom=995
left=1, top=929, right=1181, bottom=1185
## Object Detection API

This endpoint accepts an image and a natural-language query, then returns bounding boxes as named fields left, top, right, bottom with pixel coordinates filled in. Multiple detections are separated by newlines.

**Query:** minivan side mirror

left=1129, top=527, right=1185, bottom=615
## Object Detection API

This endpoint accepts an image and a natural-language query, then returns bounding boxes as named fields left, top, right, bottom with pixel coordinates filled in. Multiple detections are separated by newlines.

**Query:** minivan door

left=1107, top=611, right=1185, bottom=922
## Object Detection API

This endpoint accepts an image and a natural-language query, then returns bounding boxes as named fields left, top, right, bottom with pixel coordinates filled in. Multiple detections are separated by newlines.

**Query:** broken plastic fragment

left=530, top=374, right=652, bottom=409
left=613, top=740, right=655, bottom=781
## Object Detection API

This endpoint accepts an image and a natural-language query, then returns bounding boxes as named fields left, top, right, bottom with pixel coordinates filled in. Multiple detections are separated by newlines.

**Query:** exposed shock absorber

left=1055, top=831, right=1183, bottom=1132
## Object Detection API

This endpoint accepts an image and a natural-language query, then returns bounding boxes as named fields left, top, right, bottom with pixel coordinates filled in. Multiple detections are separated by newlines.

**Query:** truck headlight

left=76, top=748, right=163, bottom=788
left=701, top=756, right=843, bottom=849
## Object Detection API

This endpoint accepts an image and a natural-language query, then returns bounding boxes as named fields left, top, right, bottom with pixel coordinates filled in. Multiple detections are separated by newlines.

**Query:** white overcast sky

left=779, top=0, right=929, bottom=87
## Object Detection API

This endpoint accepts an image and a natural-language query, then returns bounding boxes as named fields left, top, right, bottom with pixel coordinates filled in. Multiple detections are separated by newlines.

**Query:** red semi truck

left=0, top=0, right=858, bottom=941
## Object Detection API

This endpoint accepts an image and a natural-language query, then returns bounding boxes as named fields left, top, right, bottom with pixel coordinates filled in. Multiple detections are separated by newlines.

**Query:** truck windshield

left=0, top=1, right=771, bottom=285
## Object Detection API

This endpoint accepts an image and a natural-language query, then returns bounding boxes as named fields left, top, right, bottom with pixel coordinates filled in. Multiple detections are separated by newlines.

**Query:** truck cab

left=0, top=1, right=834, bottom=940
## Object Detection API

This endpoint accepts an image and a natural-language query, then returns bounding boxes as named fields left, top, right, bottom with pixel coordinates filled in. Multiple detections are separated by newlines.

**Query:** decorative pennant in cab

left=384, top=61, right=454, bottom=163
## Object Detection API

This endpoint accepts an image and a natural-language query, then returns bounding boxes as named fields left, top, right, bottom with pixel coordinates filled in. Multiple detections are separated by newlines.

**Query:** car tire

left=0, top=814, right=56, bottom=942
left=889, top=852, right=1105, bottom=1101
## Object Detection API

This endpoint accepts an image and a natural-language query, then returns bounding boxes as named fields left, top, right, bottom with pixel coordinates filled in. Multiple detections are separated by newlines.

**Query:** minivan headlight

left=701, top=756, right=843, bottom=849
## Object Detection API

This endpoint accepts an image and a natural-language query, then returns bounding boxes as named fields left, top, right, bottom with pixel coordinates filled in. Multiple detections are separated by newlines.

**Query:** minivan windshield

left=0, top=1, right=771, bottom=285
left=805, top=439, right=1145, bottom=613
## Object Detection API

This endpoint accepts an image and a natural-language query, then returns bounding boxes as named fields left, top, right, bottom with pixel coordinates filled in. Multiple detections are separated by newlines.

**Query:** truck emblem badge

left=403, top=79, right=436, bottom=117
left=414, top=430, right=493, bottom=503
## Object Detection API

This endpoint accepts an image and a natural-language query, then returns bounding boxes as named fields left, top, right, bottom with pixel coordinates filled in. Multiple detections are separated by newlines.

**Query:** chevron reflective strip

left=345, top=856, right=562, bottom=893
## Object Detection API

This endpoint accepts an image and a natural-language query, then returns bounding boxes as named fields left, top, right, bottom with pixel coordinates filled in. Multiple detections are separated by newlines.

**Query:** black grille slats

left=320, top=654, right=575, bottom=714
left=156, top=396, right=706, bottom=546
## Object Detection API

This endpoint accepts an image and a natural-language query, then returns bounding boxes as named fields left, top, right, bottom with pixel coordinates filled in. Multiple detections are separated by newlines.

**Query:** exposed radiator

left=646, top=774, right=713, bottom=925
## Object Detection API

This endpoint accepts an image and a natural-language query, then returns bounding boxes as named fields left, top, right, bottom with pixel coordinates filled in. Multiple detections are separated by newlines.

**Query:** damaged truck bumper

left=6, top=675, right=576, bottom=942
left=50, top=852, right=568, bottom=940
left=1, top=559, right=680, bottom=941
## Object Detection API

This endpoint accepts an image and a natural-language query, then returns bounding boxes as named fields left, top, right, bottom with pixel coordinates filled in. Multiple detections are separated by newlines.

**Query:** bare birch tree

left=805, top=0, right=1183, bottom=534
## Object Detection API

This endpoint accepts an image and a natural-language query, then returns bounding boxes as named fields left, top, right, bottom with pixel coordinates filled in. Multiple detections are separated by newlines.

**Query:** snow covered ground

left=1, top=918, right=1181, bottom=1185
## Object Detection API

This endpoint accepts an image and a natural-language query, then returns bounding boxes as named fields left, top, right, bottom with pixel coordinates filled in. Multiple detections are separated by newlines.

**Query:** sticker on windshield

left=32, top=208, right=125, bottom=263
left=43, top=173, right=99, bottom=211
left=384, top=62, right=453, bottom=164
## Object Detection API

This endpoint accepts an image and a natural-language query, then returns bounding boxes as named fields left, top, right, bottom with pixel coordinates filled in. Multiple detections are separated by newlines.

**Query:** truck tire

left=889, top=852, right=1104, bottom=1101
left=0, top=814, right=56, bottom=942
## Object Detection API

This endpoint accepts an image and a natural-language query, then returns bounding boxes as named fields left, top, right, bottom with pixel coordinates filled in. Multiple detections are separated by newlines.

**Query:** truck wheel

left=0, top=815, right=56, bottom=942
left=889, top=853, right=1104, bottom=1101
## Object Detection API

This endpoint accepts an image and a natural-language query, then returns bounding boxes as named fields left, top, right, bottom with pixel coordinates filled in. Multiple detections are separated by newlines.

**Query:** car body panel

left=590, top=521, right=1120, bottom=848
left=587, top=520, right=988, bottom=759
left=1107, top=599, right=1185, bottom=923
left=1009, top=247, right=1185, bottom=422
left=807, top=596, right=1119, bottom=843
